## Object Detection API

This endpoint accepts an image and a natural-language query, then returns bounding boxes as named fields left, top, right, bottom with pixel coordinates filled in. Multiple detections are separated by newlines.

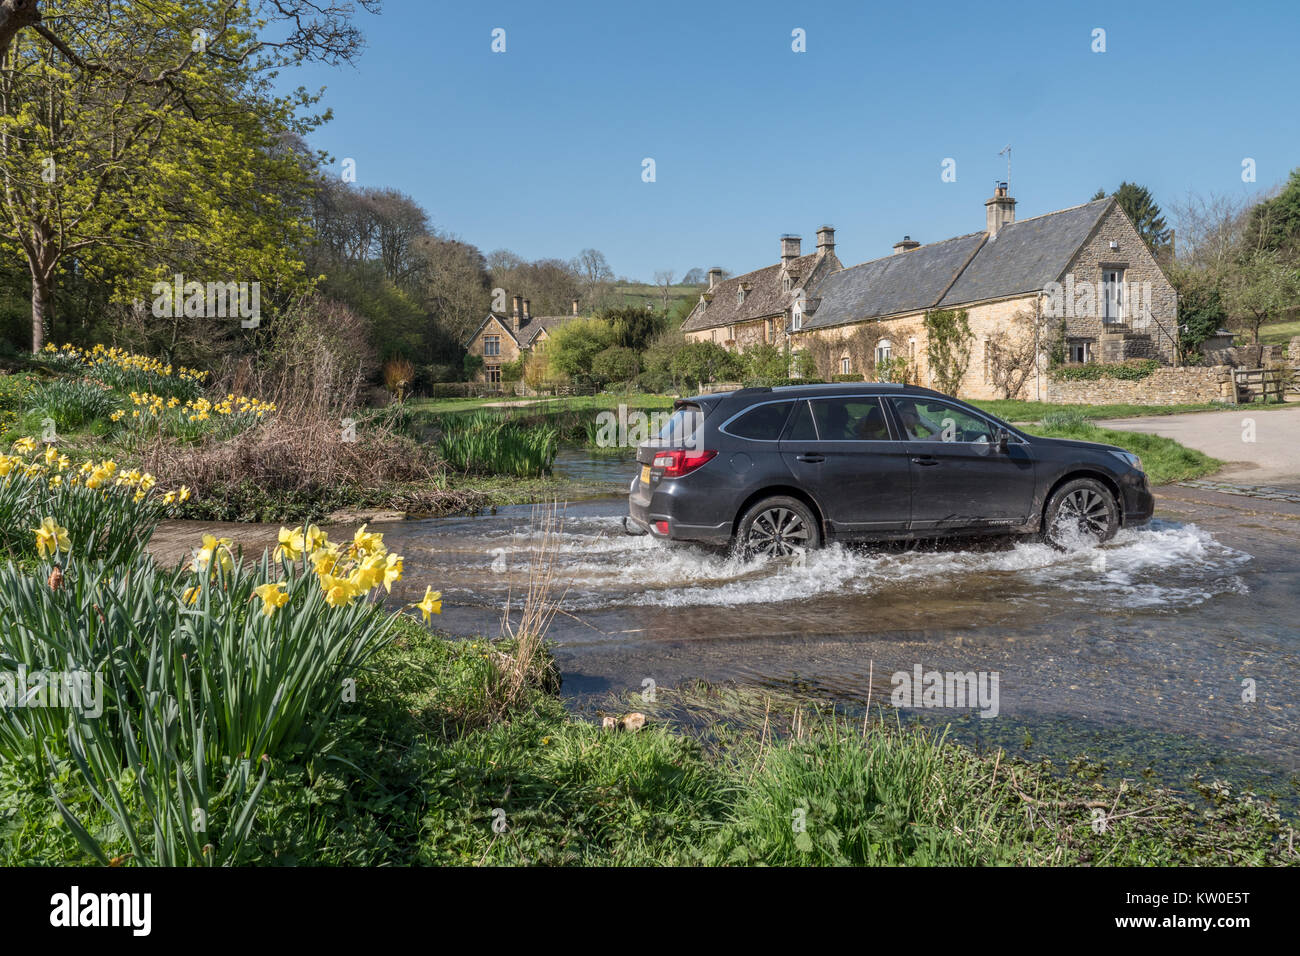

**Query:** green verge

left=5, top=618, right=1295, bottom=865
left=1021, top=421, right=1222, bottom=486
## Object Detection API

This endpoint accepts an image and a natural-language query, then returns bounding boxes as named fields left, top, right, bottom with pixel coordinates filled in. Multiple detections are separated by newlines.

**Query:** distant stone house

left=465, top=295, right=583, bottom=384
left=680, top=227, right=842, bottom=351
left=684, top=187, right=1180, bottom=401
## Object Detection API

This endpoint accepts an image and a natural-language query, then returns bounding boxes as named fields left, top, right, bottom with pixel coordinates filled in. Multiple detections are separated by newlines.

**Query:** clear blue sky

left=285, top=0, right=1299, bottom=282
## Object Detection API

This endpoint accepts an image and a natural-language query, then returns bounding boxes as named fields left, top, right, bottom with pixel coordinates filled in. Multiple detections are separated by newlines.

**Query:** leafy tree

left=1241, top=167, right=1300, bottom=261
left=546, top=317, right=615, bottom=386
left=0, top=1, right=323, bottom=352
left=600, top=303, right=665, bottom=352
left=742, top=343, right=790, bottom=384
left=1093, top=182, right=1172, bottom=256
left=1223, top=250, right=1300, bottom=343
left=591, top=345, right=638, bottom=386
left=1169, top=265, right=1228, bottom=360
left=670, top=340, right=741, bottom=389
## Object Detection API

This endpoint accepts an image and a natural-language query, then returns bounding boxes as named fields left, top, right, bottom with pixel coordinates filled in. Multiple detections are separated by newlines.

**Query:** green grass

left=1259, top=317, right=1300, bottom=346
left=1022, top=421, right=1222, bottom=485
left=974, top=399, right=1244, bottom=423
left=3, top=605, right=1295, bottom=866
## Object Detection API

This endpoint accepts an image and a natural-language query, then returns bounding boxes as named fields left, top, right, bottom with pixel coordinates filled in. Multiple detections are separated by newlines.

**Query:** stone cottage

left=465, top=296, right=583, bottom=384
left=682, top=186, right=1180, bottom=401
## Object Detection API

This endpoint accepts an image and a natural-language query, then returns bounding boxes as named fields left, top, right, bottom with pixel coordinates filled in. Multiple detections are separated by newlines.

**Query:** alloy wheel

left=747, top=507, right=810, bottom=557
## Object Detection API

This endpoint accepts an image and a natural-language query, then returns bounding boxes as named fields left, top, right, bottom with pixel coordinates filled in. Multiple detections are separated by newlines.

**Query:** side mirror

left=995, top=429, right=1010, bottom=453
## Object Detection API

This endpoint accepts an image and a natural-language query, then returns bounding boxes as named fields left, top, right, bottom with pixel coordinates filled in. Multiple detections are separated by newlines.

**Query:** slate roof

left=802, top=233, right=986, bottom=330
left=467, top=313, right=581, bottom=350
left=679, top=251, right=839, bottom=333
left=938, top=198, right=1111, bottom=306
left=788, top=197, right=1116, bottom=331
left=516, top=315, right=575, bottom=347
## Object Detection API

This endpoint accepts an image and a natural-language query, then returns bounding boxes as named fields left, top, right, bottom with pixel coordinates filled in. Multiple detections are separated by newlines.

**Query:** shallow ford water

left=367, top=465, right=1300, bottom=796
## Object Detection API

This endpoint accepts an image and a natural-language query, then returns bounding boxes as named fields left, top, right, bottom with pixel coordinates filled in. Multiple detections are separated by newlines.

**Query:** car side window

left=782, top=400, right=818, bottom=441
left=727, top=401, right=792, bottom=440
left=889, top=398, right=994, bottom=443
left=808, top=397, right=892, bottom=441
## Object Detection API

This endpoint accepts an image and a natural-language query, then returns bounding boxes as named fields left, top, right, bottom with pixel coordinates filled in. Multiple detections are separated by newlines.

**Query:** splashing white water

left=466, top=516, right=1250, bottom=611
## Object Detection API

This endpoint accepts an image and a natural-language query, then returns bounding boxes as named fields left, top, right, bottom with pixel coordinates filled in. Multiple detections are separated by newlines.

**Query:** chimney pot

left=893, top=235, right=921, bottom=255
left=511, top=295, right=522, bottom=332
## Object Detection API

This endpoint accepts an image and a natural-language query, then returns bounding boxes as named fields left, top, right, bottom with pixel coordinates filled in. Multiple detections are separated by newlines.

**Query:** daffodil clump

left=41, top=342, right=207, bottom=402
left=111, top=389, right=276, bottom=441
left=267, top=522, right=439, bottom=619
left=0, top=435, right=190, bottom=562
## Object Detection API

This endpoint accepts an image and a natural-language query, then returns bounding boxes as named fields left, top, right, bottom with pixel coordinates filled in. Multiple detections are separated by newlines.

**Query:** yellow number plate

left=640, top=464, right=652, bottom=484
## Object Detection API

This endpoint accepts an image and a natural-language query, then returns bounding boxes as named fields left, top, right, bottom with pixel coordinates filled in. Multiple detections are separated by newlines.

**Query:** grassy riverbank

left=13, top=615, right=1289, bottom=866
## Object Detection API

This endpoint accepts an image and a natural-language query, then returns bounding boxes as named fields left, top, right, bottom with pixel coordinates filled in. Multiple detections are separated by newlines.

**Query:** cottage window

left=1069, top=340, right=1092, bottom=363
left=485, top=365, right=501, bottom=384
left=1102, top=268, right=1125, bottom=324
left=875, top=339, right=892, bottom=365
left=737, top=287, right=746, bottom=304
left=484, top=334, right=501, bottom=357
left=840, top=356, right=851, bottom=376
left=783, top=276, right=792, bottom=292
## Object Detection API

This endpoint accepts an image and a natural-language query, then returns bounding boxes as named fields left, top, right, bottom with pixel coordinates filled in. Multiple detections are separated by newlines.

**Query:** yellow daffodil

left=33, top=517, right=70, bottom=559
left=252, top=581, right=290, bottom=617
left=319, top=573, right=359, bottom=608
left=183, top=586, right=201, bottom=605
left=13, top=437, right=36, bottom=454
left=350, top=553, right=387, bottom=591
left=352, top=524, right=384, bottom=557
left=411, top=586, right=442, bottom=622
left=193, top=533, right=234, bottom=573
left=382, top=553, right=403, bottom=593
left=274, top=526, right=304, bottom=561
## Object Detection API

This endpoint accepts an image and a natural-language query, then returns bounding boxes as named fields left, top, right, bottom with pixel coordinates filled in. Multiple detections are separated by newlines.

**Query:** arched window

left=840, top=355, right=851, bottom=375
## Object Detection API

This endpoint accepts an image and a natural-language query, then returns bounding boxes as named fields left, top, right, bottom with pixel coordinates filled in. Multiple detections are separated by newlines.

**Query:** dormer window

left=783, top=276, right=792, bottom=293
left=737, top=287, right=745, bottom=304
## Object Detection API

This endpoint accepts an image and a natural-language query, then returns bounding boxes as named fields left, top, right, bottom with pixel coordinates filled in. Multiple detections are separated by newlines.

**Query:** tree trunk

left=31, top=270, right=50, bottom=353
left=0, top=1, right=41, bottom=59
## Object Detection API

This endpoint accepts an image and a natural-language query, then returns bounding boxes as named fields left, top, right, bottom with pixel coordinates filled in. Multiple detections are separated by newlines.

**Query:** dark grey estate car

left=626, top=383, right=1153, bottom=555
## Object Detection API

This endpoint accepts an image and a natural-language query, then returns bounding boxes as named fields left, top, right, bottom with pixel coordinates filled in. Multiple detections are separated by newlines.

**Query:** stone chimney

left=707, top=267, right=723, bottom=289
left=522, top=299, right=531, bottom=327
left=571, top=298, right=579, bottom=316
left=816, top=225, right=836, bottom=256
left=893, top=235, right=921, bottom=255
left=780, top=234, right=801, bottom=267
left=985, top=182, right=1016, bottom=238
left=511, top=295, right=523, bottom=332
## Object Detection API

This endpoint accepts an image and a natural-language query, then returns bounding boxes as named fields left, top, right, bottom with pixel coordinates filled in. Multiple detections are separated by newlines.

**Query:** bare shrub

left=143, top=295, right=437, bottom=502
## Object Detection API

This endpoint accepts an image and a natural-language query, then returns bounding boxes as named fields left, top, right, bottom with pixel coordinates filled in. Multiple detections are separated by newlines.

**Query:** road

left=1100, top=404, right=1300, bottom=491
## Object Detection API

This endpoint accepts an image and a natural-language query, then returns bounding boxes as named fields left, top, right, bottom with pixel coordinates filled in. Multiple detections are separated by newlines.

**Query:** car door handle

left=795, top=454, right=825, bottom=463
left=911, top=456, right=938, bottom=466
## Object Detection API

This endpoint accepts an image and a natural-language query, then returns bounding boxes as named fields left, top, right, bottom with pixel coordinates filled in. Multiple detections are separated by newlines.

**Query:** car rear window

left=726, top=401, right=793, bottom=440
left=657, top=403, right=706, bottom=447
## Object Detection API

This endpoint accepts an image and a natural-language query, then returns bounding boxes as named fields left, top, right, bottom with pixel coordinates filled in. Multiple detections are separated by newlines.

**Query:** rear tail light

left=654, top=520, right=670, bottom=535
left=652, top=449, right=717, bottom=478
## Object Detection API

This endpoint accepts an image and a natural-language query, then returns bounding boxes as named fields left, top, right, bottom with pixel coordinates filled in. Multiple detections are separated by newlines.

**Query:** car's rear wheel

left=737, top=496, right=821, bottom=558
left=1043, top=478, right=1119, bottom=550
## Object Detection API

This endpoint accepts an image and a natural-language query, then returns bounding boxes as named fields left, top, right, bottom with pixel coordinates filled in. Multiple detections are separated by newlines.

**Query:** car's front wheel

left=1043, top=478, right=1119, bottom=550
left=736, top=496, right=821, bottom=558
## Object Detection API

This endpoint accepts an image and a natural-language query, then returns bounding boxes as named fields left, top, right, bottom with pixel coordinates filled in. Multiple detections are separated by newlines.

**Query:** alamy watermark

left=0, top=665, right=103, bottom=718
left=150, top=273, right=261, bottom=328
left=593, top=404, right=699, bottom=449
left=891, top=664, right=1000, bottom=718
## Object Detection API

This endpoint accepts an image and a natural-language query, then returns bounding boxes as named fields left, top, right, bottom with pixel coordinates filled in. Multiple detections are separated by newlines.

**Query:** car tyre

left=1042, top=478, right=1119, bottom=550
left=736, top=496, right=821, bottom=558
